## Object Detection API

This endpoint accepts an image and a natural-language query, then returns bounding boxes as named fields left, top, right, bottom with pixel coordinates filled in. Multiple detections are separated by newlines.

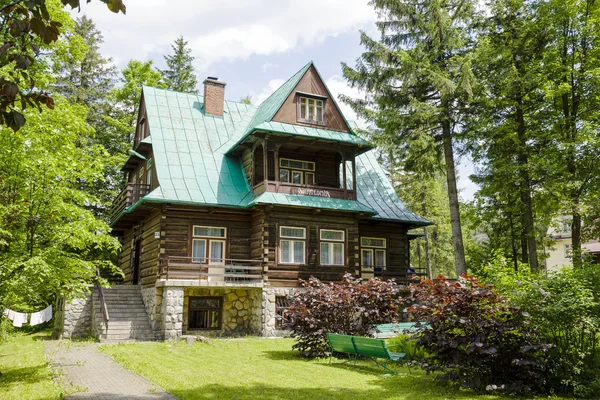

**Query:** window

left=146, top=160, right=152, bottom=186
left=279, top=158, right=316, bottom=186
left=361, top=237, right=387, bottom=268
left=320, top=229, right=345, bottom=266
left=275, top=296, right=293, bottom=329
left=192, top=226, right=226, bottom=263
left=279, top=226, right=306, bottom=264
left=298, top=96, right=325, bottom=124
left=188, top=297, right=222, bottom=330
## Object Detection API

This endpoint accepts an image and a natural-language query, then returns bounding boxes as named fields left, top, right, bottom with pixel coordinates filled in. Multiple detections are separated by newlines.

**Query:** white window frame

left=361, top=237, right=387, bottom=268
left=299, top=96, right=324, bottom=123
left=320, top=229, right=345, bottom=266
left=279, top=226, right=306, bottom=265
left=192, top=225, right=227, bottom=264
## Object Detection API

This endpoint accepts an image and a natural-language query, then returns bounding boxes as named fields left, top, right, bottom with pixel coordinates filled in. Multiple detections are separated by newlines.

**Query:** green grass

left=0, top=332, right=62, bottom=400
left=100, top=338, right=520, bottom=400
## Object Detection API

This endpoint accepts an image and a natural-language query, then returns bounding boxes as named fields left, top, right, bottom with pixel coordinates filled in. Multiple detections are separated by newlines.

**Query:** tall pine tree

left=342, top=0, right=477, bottom=276
left=52, top=15, right=117, bottom=131
left=160, top=36, right=198, bottom=93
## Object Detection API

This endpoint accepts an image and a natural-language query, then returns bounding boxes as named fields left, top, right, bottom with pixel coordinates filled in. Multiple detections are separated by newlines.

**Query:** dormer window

left=279, top=158, right=315, bottom=185
left=297, top=93, right=326, bottom=125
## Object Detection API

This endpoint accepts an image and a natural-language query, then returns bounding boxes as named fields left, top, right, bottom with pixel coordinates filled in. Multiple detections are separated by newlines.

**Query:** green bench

left=374, top=322, right=426, bottom=338
left=326, top=333, right=410, bottom=374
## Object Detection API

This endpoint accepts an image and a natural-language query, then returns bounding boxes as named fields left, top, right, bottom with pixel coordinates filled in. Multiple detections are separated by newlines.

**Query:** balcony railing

left=253, top=180, right=356, bottom=200
left=368, top=265, right=428, bottom=285
left=159, top=256, right=264, bottom=285
left=110, top=183, right=151, bottom=223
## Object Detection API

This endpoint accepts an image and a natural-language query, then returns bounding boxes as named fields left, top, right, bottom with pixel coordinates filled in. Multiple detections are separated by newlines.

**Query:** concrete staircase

left=93, top=285, right=156, bottom=343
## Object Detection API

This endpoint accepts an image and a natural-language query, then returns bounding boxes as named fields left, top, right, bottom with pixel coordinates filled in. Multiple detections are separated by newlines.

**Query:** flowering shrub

left=287, top=273, right=403, bottom=357
left=409, top=275, right=551, bottom=394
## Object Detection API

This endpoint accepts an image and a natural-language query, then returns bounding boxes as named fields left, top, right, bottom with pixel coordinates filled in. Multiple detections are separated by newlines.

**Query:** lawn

left=0, top=332, right=62, bottom=400
left=101, top=338, right=513, bottom=400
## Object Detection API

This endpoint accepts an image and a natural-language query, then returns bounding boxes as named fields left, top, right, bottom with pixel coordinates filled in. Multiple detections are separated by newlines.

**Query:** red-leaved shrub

left=288, top=273, right=403, bottom=357
left=409, top=275, right=551, bottom=394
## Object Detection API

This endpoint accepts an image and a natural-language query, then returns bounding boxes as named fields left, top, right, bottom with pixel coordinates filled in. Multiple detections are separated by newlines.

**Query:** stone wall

left=161, top=287, right=183, bottom=340
left=141, top=286, right=162, bottom=334
left=261, top=287, right=298, bottom=337
left=53, top=291, right=93, bottom=339
left=183, top=287, right=262, bottom=337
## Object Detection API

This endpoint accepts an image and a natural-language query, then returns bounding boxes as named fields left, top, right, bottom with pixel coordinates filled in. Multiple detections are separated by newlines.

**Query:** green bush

left=513, top=265, right=600, bottom=398
left=409, top=275, right=551, bottom=394
left=475, top=255, right=600, bottom=398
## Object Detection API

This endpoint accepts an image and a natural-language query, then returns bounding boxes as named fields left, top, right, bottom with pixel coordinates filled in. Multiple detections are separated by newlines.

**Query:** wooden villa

left=55, top=61, right=430, bottom=341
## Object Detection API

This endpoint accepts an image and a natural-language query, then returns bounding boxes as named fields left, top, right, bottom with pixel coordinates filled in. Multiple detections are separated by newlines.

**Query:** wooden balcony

left=158, top=257, right=264, bottom=288
left=253, top=180, right=356, bottom=200
left=110, top=183, right=151, bottom=224
left=367, top=266, right=428, bottom=285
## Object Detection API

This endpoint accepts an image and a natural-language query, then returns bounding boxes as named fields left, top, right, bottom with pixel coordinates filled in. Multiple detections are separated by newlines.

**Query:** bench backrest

left=326, top=333, right=358, bottom=355
left=352, top=336, right=390, bottom=359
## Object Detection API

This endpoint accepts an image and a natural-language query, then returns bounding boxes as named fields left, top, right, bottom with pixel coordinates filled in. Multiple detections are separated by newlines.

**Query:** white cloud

left=71, top=0, right=377, bottom=73
left=262, top=62, right=277, bottom=72
left=253, top=78, right=285, bottom=105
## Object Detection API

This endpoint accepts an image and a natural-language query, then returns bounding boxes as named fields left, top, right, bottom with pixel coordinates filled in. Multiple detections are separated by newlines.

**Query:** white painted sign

left=295, top=188, right=331, bottom=198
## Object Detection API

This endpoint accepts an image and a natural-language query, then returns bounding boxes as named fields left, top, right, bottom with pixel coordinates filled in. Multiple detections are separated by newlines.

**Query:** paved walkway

left=45, top=341, right=177, bottom=400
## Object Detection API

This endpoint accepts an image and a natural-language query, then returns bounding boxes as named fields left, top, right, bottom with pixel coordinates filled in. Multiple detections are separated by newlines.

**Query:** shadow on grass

left=169, top=380, right=488, bottom=400
left=0, top=365, right=51, bottom=389
left=262, top=350, right=316, bottom=362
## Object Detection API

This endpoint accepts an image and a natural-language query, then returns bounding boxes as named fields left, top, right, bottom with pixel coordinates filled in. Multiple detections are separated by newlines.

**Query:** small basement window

left=297, top=95, right=325, bottom=125
left=275, top=296, right=293, bottom=329
left=188, top=297, right=222, bottom=330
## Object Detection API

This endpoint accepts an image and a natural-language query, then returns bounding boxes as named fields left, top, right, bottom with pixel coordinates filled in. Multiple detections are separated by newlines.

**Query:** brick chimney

left=203, top=77, right=226, bottom=117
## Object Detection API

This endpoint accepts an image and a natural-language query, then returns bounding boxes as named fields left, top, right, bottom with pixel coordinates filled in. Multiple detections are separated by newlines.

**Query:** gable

left=271, top=65, right=351, bottom=133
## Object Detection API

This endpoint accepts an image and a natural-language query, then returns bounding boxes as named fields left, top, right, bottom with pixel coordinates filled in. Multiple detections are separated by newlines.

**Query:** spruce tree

left=160, top=36, right=198, bottom=93
left=52, top=16, right=117, bottom=130
left=342, top=0, right=477, bottom=276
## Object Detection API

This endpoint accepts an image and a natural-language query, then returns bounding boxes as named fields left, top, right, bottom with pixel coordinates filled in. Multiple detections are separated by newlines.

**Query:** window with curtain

left=320, top=229, right=345, bottom=266
left=192, top=225, right=227, bottom=263
left=361, top=237, right=386, bottom=268
left=279, top=226, right=306, bottom=264
left=298, top=96, right=325, bottom=124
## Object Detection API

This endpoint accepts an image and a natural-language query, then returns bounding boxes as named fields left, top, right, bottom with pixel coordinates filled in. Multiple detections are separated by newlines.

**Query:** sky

left=71, top=0, right=478, bottom=200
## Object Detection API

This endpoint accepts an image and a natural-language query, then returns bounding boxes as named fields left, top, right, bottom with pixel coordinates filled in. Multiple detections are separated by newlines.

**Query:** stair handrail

left=95, top=269, right=110, bottom=325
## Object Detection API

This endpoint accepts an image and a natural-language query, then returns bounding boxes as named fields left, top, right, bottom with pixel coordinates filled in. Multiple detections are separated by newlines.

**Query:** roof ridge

left=141, top=85, right=255, bottom=108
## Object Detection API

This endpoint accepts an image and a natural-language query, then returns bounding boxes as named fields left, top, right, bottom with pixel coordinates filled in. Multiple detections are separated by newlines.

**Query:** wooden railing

left=370, top=266, right=428, bottom=285
left=253, top=180, right=356, bottom=200
left=95, top=269, right=109, bottom=326
left=159, top=256, right=264, bottom=284
left=110, top=183, right=151, bottom=223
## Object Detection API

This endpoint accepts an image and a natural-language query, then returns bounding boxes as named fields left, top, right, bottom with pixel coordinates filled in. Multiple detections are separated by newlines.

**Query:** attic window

left=297, top=94, right=326, bottom=125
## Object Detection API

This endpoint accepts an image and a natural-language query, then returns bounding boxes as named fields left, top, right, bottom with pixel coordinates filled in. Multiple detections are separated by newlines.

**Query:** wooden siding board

left=271, top=66, right=350, bottom=133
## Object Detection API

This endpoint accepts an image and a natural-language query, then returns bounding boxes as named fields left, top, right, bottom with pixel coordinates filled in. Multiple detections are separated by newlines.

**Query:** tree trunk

left=572, top=203, right=582, bottom=268
left=508, top=212, right=519, bottom=271
left=421, top=186, right=432, bottom=279
left=516, top=96, right=539, bottom=273
left=442, top=119, right=466, bottom=276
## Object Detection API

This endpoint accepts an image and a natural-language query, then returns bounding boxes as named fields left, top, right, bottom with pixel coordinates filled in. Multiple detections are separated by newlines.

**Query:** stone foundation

left=261, top=287, right=298, bottom=337
left=161, top=287, right=183, bottom=340
left=141, top=286, right=161, bottom=334
left=54, top=290, right=93, bottom=339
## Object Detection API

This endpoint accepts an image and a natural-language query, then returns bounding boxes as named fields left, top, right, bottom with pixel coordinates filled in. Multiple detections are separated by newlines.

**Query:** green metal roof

left=224, top=61, right=373, bottom=154
left=354, top=151, right=430, bottom=225
left=113, top=65, right=429, bottom=227
left=249, top=192, right=376, bottom=214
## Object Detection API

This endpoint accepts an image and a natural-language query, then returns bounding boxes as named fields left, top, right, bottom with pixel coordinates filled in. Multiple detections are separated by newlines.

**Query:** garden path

left=45, top=341, right=177, bottom=400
